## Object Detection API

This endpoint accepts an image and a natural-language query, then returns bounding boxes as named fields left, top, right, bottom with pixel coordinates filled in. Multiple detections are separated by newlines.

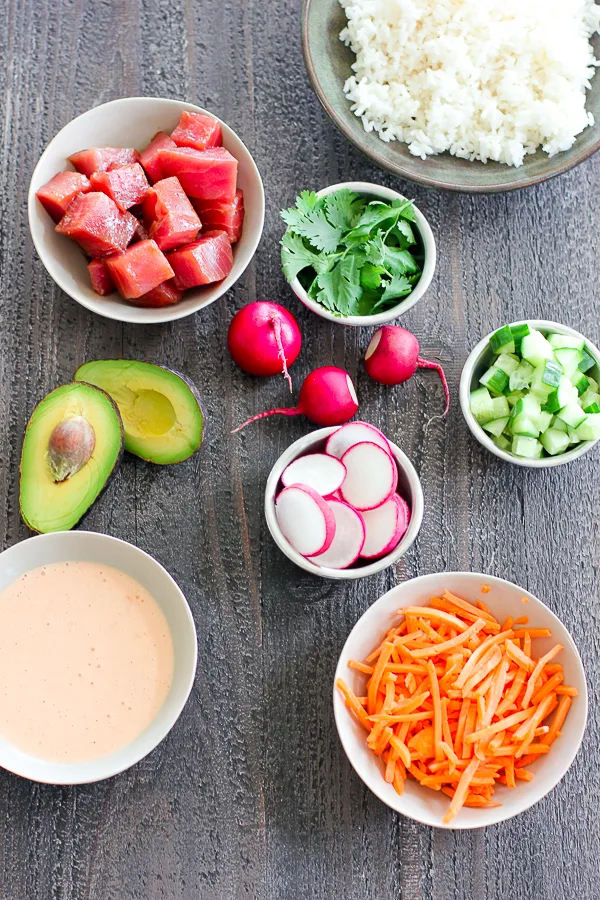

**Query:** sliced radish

left=339, top=442, right=398, bottom=511
left=325, top=421, right=392, bottom=460
left=275, top=484, right=336, bottom=557
left=308, top=500, right=365, bottom=569
left=360, top=494, right=410, bottom=559
left=281, top=453, right=346, bottom=496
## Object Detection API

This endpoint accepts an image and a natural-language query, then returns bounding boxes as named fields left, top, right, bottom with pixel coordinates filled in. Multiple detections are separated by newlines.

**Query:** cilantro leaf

left=296, top=190, right=319, bottom=215
left=316, top=255, right=362, bottom=316
left=281, top=193, right=343, bottom=254
left=395, top=219, right=416, bottom=244
left=378, top=273, right=413, bottom=305
left=391, top=198, right=416, bottom=220
left=382, top=245, right=420, bottom=276
left=360, top=263, right=386, bottom=290
left=280, top=231, right=331, bottom=281
left=324, top=190, right=365, bottom=232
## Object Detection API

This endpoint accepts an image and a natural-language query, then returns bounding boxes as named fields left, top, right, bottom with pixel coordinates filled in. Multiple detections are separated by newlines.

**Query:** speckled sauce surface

left=0, top=0, right=598, bottom=898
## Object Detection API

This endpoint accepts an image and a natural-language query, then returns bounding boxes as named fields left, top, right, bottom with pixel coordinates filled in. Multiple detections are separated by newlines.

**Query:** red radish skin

left=275, top=484, right=336, bottom=557
left=360, top=494, right=410, bottom=559
left=325, top=421, right=392, bottom=460
left=232, top=367, right=359, bottom=433
left=339, top=441, right=398, bottom=511
left=281, top=453, right=346, bottom=497
left=307, top=500, right=365, bottom=570
left=364, top=326, right=450, bottom=416
left=228, top=302, right=301, bottom=391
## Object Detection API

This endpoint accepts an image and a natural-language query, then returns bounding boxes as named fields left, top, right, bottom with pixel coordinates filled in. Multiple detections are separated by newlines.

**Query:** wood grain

left=0, top=0, right=598, bottom=897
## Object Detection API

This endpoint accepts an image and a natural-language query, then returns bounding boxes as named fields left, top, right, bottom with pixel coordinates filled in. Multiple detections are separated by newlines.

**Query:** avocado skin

left=19, top=383, right=124, bottom=533
left=73, top=360, right=204, bottom=464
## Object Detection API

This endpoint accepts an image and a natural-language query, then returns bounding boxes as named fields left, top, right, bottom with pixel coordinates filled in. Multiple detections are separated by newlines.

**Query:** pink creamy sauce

left=0, top=561, right=174, bottom=763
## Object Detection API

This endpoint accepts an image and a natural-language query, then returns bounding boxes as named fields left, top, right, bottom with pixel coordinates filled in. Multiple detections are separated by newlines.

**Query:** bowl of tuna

left=28, top=97, right=265, bottom=324
left=264, top=422, right=424, bottom=580
left=460, top=320, right=600, bottom=467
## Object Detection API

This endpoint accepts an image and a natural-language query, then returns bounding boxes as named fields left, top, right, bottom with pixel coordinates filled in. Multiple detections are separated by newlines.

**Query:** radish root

left=273, top=317, right=293, bottom=392
left=232, top=407, right=301, bottom=434
left=417, top=357, right=450, bottom=416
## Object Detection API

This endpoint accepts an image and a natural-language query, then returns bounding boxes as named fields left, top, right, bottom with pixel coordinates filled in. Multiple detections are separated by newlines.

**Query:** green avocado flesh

left=20, top=383, right=124, bottom=533
left=74, top=360, right=204, bottom=464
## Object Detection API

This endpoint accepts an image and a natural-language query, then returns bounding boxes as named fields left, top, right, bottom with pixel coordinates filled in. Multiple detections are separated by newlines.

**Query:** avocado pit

left=47, top=416, right=96, bottom=482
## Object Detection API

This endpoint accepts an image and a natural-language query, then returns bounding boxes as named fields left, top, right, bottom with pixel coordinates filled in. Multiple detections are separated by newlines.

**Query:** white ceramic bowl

left=28, top=97, right=265, bottom=324
left=264, top=426, right=424, bottom=580
left=0, top=531, right=197, bottom=784
left=334, top=571, right=588, bottom=829
left=460, top=320, right=600, bottom=468
left=289, top=181, right=436, bottom=327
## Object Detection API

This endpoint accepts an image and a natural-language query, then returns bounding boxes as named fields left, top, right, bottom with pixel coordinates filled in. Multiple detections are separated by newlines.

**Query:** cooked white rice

left=340, top=0, right=600, bottom=166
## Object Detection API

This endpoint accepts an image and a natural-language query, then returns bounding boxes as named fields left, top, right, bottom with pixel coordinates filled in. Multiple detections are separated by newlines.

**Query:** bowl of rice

left=302, top=0, right=600, bottom=193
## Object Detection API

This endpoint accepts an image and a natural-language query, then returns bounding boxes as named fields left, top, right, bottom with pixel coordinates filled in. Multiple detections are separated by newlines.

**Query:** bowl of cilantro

left=280, top=182, right=436, bottom=326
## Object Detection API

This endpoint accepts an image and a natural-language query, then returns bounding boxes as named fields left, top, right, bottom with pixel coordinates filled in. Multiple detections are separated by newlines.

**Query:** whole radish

left=364, top=326, right=450, bottom=415
left=227, top=301, right=302, bottom=391
left=233, top=366, right=359, bottom=433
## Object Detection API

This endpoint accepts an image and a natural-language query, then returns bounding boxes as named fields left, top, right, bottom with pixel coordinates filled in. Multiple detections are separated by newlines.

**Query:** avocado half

left=74, top=360, right=204, bottom=464
left=20, top=382, right=124, bottom=533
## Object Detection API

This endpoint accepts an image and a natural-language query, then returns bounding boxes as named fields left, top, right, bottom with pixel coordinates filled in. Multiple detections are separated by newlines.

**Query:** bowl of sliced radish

left=460, top=320, right=600, bottom=467
left=264, top=422, right=424, bottom=580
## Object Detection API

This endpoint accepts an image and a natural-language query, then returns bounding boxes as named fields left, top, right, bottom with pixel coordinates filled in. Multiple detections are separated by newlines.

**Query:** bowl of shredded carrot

left=334, top=572, right=587, bottom=828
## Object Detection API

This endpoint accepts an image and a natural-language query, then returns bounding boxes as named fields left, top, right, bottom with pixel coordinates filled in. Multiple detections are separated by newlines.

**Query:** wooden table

left=1, top=1, right=598, bottom=897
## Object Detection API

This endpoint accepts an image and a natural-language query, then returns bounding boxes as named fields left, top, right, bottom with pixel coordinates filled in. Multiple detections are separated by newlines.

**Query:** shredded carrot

left=480, top=585, right=491, bottom=595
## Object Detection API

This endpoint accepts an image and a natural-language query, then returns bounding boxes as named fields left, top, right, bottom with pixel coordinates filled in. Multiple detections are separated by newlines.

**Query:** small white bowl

left=334, top=571, right=588, bottom=829
left=289, top=181, right=436, bottom=327
left=460, top=320, right=600, bottom=468
left=0, top=531, right=197, bottom=784
left=264, top=426, right=423, bottom=580
left=28, top=97, right=265, bottom=324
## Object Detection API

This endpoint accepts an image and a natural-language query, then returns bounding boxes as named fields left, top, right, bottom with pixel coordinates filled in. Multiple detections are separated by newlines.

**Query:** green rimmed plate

left=302, top=0, right=600, bottom=193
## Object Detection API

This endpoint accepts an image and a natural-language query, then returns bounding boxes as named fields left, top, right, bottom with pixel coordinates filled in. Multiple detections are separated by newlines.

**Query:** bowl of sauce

left=0, top=531, right=197, bottom=783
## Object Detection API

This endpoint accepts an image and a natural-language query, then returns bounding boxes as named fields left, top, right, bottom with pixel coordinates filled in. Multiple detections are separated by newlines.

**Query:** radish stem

left=273, top=317, right=293, bottom=392
left=232, top=407, right=301, bottom=433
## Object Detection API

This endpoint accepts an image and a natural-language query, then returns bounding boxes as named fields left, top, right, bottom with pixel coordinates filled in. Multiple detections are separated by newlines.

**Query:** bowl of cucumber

left=460, top=320, right=600, bottom=468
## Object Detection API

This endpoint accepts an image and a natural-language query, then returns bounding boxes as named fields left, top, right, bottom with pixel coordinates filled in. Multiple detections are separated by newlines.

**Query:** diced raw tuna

left=158, top=147, right=237, bottom=201
left=192, top=189, right=244, bottom=243
left=68, top=147, right=139, bottom=177
left=90, top=163, right=150, bottom=211
left=128, top=280, right=183, bottom=308
left=36, top=171, right=92, bottom=222
left=56, top=192, right=138, bottom=258
left=171, top=111, right=222, bottom=151
left=168, top=231, right=234, bottom=289
left=139, top=131, right=176, bottom=183
left=87, top=258, right=115, bottom=295
left=105, top=240, right=175, bottom=299
left=143, top=176, right=201, bottom=252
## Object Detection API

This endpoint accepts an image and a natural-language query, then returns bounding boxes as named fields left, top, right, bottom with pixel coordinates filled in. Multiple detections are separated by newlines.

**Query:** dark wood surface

left=0, top=1, right=598, bottom=898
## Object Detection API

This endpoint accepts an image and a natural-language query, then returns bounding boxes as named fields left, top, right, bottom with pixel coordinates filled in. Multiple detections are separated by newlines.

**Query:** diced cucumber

left=490, top=325, right=515, bottom=355
left=493, top=433, right=511, bottom=451
left=556, top=403, right=586, bottom=429
left=540, top=428, right=570, bottom=456
left=511, top=395, right=541, bottom=419
left=511, top=436, right=543, bottom=459
left=509, top=360, right=534, bottom=392
left=509, top=323, right=531, bottom=352
left=536, top=411, right=553, bottom=433
left=530, top=362, right=560, bottom=401
left=495, top=353, right=520, bottom=375
left=567, top=427, right=581, bottom=445
left=483, top=416, right=510, bottom=437
left=520, top=330, right=554, bottom=367
left=491, top=396, right=510, bottom=418
left=570, top=371, right=590, bottom=396
left=547, top=333, right=585, bottom=351
left=470, top=387, right=494, bottom=424
left=579, top=389, right=600, bottom=410
left=584, top=402, right=600, bottom=414
left=578, top=348, right=596, bottom=374
left=587, top=376, right=599, bottom=393
left=575, top=413, right=600, bottom=441
left=540, top=360, right=563, bottom=387
left=511, top=414, right=540, bottom=438
left=506, top=390, right=525, bottom=407
left=550, top=416, right=568, bottom=433
left=479, top=366, right=509, bottom=395
left=553, top=347, right=583, bottom=376
left=542, top=377, right=578, bottom=413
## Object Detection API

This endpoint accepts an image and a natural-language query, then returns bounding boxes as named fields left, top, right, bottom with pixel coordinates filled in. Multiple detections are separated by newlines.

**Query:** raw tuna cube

left=158, top=147, right=237, bottom=201
left=171, top=111, right=222, bottom=151
left=56, top=192, right=138, bottom=258
left=36, top=171, right=92, bottom=222
left=90, top=163, right=150, bottom=211
left=192, top=189, right=244, bottom=243
left=168, top=231, right=233, bottom=289
left=143, top=176, right=201, bottom=252
left=105, top=240, right=175, bottom=299
left=87, top=258, right=115, bottom=295
left=68, top=147, right=139, bottom=177
left=139, top=131, right=176, bottom=182
left=128, top=280, right=183, bottom=308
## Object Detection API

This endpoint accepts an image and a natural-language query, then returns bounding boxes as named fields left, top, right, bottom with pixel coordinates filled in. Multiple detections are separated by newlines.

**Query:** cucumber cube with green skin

left=570, top=371, right=590, bottom=396
left=553, top=347, right=583, bottom=376
left=511, top=436, right=543, bottom=459
left=509, top=323, right=531, bottom=352
left=556, top=403, right=586, bottom=429
left=493, top=433, right=511, bottom=451
left=491, top=396, right=510, bottom=418
left=540, top=428, right=570, bottom=456
left=483, top=416, right=510, bottom=437
left=506, top=390, right=525, bottom=407
left=511, top=414, right=540, bottom=438
left=547, top=333, right=585, bottom=351
left=530, top=363, right=558, bottom=401
left=587, top=376, right=599, bottom=392
left=579, top=390, right=600, bottom=409
left=520, top=330, right=554, bottom=368
left=551, top=416, right=568, bottom=433
left=470, top=387, right=494, bottom=424
left=479, top=366, right=509, bottom=395
left=576, top=414, right=600, bottom=441
left=543, top=377, right=578, bottom=413
left=584, top=402, right=600, bottom=414
left=490, top=325, right=515, bottom=355
left=567, top=427, right=581, bottom=444
left=541, top=360, right=563, bottom=387
left=511, top=394, right=541, bottom=419
left=495, top=353, right=520, bottom=375
left=579, top=348, right=596, bottom=373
